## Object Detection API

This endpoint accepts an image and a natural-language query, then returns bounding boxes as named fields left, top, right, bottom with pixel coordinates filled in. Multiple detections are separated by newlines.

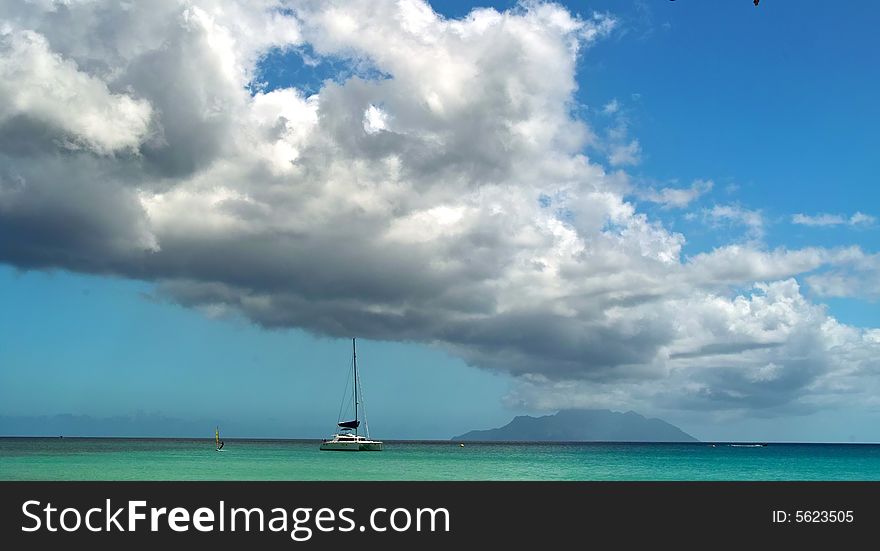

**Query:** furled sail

left=338, top=419, right=360, bottom=429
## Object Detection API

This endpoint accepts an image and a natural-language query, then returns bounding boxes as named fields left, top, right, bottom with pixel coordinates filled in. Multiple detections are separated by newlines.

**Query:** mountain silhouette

left=453, top=409, right=698, bottom=442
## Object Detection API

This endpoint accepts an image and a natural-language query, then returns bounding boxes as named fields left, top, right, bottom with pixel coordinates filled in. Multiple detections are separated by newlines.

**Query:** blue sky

left=0, top=0, right=878, bottom=441
left=0, top=267, right=515, bottom=439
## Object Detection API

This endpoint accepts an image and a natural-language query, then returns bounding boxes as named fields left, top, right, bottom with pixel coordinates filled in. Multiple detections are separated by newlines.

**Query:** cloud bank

left=792, top=212, right=876, bottom=228
left=1, top=0, right=878, bottom=418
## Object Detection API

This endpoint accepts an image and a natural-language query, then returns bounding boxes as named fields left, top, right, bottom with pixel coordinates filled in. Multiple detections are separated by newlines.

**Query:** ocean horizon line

left=2, top=435, right=880, bottom=446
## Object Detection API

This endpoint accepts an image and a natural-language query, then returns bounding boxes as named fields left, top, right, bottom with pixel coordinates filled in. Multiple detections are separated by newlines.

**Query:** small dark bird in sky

left=754, top=0, right=760, bottom=5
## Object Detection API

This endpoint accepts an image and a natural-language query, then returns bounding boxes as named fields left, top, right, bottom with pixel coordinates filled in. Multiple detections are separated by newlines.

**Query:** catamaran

left=319, top=338, right=384, bottom=452
left=215, top=426, right=224, bottom=451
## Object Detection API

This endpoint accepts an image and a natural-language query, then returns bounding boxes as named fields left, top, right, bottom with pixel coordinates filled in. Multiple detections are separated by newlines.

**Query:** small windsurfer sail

left=215, top=426, right=224, bottom=451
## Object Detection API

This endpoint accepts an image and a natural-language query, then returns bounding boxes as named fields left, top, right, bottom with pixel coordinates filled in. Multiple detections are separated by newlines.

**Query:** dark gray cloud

left=0, top=0, right=878, bottom=418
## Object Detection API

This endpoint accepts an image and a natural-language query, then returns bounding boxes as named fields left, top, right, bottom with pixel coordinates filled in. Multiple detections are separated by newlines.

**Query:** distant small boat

left=729, top=443, right=766, bottom=448
left=320, top=338, right=383, bottom=452
left=215, top=426, right=225, bottom=452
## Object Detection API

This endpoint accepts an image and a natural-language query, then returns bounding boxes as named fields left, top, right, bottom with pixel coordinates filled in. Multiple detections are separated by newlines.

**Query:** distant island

left=453, top=409, right=698, bottom=442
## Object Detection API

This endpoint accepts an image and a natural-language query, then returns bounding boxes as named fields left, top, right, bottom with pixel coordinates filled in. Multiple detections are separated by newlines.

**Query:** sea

left=2, top=438, right=880, bottom=480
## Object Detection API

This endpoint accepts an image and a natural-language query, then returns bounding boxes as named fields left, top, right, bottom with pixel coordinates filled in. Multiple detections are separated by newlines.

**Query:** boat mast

left=353, top=338, right=358, bottom=437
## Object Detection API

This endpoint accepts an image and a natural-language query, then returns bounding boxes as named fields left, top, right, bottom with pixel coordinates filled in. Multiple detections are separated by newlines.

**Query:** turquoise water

left=2, top=438, right=880, bottom=480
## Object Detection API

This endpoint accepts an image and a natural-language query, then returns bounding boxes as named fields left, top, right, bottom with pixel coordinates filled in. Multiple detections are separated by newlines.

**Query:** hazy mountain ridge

left=453, top=409, right=698, bottom=442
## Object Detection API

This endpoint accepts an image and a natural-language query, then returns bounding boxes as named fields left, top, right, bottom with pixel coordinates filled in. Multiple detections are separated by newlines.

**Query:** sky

left=0, top=0, right=878, bottom=442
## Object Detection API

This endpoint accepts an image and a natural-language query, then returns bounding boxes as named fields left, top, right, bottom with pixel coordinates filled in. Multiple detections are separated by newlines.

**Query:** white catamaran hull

left=319, top=439, right=383, bottom=452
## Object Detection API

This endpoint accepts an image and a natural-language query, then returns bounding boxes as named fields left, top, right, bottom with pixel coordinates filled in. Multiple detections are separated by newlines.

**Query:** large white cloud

left=0, top=29, right=153, bottom=154
left=0, top=0, right=878, bottom=418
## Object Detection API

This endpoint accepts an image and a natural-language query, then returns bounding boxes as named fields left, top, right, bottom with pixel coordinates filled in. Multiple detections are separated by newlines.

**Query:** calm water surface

left=2, top=438, right=879, bottom=480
